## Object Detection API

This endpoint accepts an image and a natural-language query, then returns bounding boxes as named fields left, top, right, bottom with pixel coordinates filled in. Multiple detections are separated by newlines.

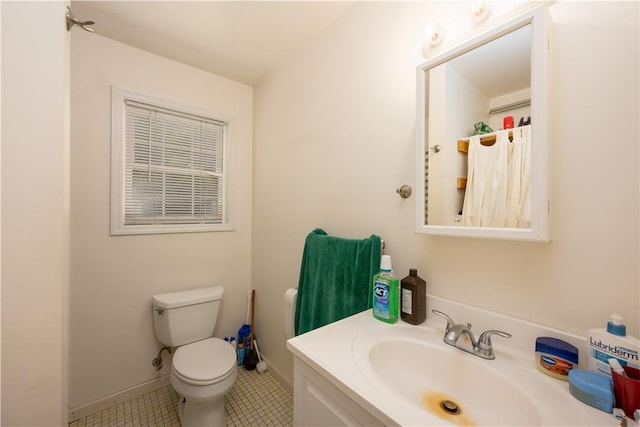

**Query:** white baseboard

left=261, top=354, right=292, bottom=394
left=68, top=375, right=171, bottom=422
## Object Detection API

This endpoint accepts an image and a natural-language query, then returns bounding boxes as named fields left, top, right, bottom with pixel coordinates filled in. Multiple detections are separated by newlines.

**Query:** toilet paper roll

left=284, top=288, right=298, bottom=339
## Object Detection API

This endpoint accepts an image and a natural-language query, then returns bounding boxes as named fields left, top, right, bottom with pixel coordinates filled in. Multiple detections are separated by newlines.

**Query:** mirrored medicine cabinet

left=415, top=6, right=551, bottom=242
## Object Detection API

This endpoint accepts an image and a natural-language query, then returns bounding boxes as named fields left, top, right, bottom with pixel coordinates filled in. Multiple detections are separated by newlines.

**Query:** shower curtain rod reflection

left=488, top=99, right=531, bottom=115
left=66, top=6, right=95, bottom=33
left=457, top=125, right=532, bottom=152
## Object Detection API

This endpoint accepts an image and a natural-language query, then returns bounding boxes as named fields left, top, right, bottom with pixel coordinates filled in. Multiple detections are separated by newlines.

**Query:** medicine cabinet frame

left=415, top=5, right=551, bottom=242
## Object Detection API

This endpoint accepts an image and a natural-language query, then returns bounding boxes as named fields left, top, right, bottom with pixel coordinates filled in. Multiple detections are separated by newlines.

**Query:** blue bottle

left=236, top=342, right=245, bottom=366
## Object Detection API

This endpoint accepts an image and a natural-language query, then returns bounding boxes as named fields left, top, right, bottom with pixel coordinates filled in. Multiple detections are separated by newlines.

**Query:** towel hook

left=396, top=185, right=412, bottom=199
left=66, top=6, right=95, bottom=33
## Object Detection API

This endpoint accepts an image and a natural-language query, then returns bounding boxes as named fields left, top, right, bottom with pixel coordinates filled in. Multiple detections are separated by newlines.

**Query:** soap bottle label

left=373, top=278, right=391, bottom=319
left=589, top=337, right=639, bottom=375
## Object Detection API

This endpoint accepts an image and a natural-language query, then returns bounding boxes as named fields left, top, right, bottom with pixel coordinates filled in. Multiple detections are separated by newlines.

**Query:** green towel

left=294, top=228, right=382, bottom=336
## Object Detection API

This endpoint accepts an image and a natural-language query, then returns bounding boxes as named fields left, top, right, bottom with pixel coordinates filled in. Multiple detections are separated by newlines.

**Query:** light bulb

left=470, top=0, right=489, bottom=24
left=421, top=23, right=443, bottom=57
left=423, top=24, right=443, bottom=47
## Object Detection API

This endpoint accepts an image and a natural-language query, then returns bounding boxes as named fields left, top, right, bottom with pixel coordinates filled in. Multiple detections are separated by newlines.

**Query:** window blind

left=123, top=100, right=225, bottom=225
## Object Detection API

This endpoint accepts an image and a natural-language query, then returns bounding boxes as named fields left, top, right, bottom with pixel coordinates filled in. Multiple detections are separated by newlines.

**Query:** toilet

left=152, top=286, right=236, bottom=427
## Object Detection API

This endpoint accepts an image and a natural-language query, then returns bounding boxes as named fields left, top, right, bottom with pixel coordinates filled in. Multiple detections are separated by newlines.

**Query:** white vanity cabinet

left=293, top=357, right=384, bottom=427
left=287, top=307, right=616, bottom=427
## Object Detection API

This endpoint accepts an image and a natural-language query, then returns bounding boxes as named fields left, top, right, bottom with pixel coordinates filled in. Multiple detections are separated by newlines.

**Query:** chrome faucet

left=432, top=310, right=511, bottom=360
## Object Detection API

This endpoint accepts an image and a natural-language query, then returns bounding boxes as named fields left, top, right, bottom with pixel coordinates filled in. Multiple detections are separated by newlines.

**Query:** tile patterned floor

left=69, top=367, right=293, bottom=427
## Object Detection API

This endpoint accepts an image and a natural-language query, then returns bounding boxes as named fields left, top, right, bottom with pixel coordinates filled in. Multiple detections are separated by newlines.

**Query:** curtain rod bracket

left=66, top=6, right=95, bottom=33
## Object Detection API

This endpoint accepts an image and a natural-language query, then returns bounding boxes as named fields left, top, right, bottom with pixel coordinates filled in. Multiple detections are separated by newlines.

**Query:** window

left=111, top=88, right=234, bottom=234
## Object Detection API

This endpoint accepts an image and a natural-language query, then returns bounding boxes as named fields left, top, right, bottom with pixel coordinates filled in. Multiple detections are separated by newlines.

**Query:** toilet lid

left=173, top=338, right=236, bottom=382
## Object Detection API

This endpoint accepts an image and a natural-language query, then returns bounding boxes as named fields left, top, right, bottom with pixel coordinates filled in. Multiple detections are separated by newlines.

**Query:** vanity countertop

left=287, top=296, right=619, bottom=426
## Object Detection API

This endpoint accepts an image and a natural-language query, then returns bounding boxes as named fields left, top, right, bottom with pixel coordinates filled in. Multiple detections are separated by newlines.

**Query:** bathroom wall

left=252, top=0, right=639, bottom=387
left=69, top=31, right=253, bottom=408
left=443, top=64, right=487, bottom=223
left=1, top=2, right=69, bottom=425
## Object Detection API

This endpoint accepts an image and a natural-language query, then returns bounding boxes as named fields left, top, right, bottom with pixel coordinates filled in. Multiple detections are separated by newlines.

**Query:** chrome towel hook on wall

left=396, top=185, right=412, bottom=199
left=66, top=6, right=95, bottom=33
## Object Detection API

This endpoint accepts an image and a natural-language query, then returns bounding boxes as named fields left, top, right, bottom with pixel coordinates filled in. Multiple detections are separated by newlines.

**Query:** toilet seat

left=172, top=338, right=236, bottom=386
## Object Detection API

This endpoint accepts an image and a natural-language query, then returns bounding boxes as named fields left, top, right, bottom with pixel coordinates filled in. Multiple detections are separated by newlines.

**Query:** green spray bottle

left=372, top=255, right=399, bottom=323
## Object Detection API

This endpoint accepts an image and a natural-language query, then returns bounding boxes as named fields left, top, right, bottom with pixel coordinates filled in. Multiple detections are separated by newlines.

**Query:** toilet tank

left=152, top=286, right=224, bottom=347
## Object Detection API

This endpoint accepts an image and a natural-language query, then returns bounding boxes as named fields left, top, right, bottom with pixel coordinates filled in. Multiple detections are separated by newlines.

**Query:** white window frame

left=111, top=87, right=235, bottom=235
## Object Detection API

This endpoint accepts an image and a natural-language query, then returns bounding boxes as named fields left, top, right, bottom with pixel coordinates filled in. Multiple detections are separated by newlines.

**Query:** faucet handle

left=477, top=330, right=512, bottom=350
left=432, top=310, right=456, bottom=332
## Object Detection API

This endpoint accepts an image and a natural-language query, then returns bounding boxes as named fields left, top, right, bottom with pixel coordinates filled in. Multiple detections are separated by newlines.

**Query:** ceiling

left=449, top=24, right=531, bottom=99
left=70, top=1, right=354, bottom=86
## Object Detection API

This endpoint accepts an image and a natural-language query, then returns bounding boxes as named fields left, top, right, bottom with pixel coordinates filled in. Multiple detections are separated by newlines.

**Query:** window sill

left=110, top=223, right=235, bottom=236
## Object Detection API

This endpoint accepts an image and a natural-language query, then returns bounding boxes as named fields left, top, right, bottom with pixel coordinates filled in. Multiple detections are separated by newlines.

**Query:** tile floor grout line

left=70, top=368, right=292, bottom=427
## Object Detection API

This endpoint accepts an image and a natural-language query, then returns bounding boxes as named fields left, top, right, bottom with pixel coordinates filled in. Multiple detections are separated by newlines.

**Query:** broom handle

left=246, top=291, right=251, bottom=324
left=249, top=289, right=255, bottom=350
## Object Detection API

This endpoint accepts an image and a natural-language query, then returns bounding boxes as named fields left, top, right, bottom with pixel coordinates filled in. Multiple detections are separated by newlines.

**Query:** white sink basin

left=352, top=324, right=598, bottom=426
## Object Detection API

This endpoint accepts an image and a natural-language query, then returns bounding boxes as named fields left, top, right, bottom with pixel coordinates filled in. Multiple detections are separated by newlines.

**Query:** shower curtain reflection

left=461, top=125, right=531, bottom=227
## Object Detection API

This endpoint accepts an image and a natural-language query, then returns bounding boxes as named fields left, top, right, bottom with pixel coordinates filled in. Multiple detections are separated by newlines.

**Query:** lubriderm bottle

left=372, top=255, right=399, bottom=323
left=587, top=314, right=640, bottom=377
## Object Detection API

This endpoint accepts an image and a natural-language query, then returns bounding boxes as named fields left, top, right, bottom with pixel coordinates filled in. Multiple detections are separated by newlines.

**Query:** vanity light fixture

left=421, top=23, right=443, bottom=58
left=470, top=0, right=490, bottom=24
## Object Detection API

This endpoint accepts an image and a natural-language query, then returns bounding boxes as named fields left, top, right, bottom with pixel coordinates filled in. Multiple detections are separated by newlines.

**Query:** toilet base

left=169, top=346, right=237, bottom=427
left=178, top=395, right=225, bottom=427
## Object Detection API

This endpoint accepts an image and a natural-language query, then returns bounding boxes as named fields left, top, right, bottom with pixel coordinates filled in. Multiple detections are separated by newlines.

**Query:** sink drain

left=440, top=399, right=461, bottom=415
left=422, top=391, right=475, bottom=426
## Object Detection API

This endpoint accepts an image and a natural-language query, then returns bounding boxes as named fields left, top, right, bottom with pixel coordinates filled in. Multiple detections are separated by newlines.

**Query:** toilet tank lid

left=153, top=286, right=224, bottom=309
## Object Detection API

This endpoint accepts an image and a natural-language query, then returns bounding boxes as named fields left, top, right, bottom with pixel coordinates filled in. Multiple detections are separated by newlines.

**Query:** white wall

left=69, top=31, right=253, bottom=408
left=4, top=0, right=635, bottom=416
left=1, top=2, right=69, bottom=425
left=253, top=0, right=639, bottom=386
left=444, top=64, right=488, bottom=223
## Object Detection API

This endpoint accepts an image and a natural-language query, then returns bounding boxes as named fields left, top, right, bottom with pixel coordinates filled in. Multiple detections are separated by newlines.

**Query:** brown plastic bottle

left=400, top=269, right=426, bottom=325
